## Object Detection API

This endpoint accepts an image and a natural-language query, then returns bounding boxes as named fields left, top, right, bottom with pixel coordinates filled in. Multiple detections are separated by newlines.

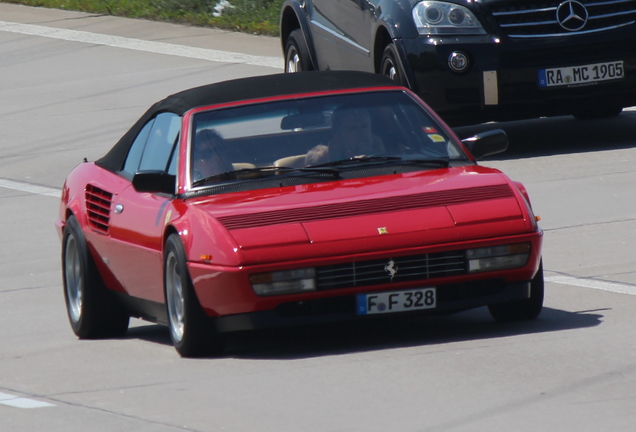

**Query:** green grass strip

left=2, top=0, right=284, bottom=36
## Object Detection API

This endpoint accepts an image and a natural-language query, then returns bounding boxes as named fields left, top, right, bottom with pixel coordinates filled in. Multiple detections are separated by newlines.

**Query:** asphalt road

left=1, top=4, right=635, bottom=431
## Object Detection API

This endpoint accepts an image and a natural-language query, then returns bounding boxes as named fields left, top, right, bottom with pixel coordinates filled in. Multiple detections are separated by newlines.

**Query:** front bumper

left=188, top=228, right=543, bottom=332
left=213, top=278, right=530, bottom=332
left=400, top=30, right=636, bottom=125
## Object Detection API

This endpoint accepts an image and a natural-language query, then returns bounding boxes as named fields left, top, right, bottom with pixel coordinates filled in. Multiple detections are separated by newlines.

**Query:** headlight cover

left=250, top=268, right=317, bottom=296
left=467, top=243, right=531, bottom=273
left=412, top=1, right=486, bottom=35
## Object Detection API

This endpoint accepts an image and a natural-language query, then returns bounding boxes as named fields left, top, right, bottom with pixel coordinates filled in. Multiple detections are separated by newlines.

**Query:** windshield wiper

left=192, top=166, right=284, bottom=187
left=191, top=156, right=451, bottom=187
left=393, top=157, right=450, bottom=168
left=293, top=166, right=341, bottom=176
left=312, top=156, right=401, bottom=168
left=192, top=165, right=340, bottom=187
left=311, top=155, right=450, bottom=169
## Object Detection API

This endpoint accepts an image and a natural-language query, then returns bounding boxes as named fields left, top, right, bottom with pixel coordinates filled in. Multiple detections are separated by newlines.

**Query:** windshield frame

left=180, top=88, right=472, bottom=194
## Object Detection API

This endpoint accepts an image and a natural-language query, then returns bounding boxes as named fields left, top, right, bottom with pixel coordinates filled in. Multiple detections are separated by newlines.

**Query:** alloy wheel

left=286, top=47, right=300, bottom=73
left=64, top=234, right=83, bottom=323
left=166, top=252, right=186, bottom=343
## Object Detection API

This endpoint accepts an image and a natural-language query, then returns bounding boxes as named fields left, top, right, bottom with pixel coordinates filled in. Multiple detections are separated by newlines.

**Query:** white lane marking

left=0, top=178, right=61, bottom=198
left=0, top=20, right=280, bottom=69
left=546, top=276, right=636, bottom=296
left=0, top=392, right=55, bottom=409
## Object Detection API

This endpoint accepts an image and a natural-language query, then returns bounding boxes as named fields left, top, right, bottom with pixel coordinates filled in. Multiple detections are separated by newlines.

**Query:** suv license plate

left=538, top=61, right=624, bottom=87
left=356, top=288, right=436, bottom=315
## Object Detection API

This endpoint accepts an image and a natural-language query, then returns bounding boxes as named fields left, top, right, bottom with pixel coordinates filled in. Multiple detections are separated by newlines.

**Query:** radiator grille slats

left=316, top=250, right=467, bottom=290
left=491, top=0, right=636, bottom=38
left=85, top=184, right=112, bottom=234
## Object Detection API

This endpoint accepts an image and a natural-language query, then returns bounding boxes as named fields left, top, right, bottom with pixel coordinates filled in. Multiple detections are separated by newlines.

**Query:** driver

left=306, top=106, right=384, bottom=165
left=192, top=129, right=232, bottom=182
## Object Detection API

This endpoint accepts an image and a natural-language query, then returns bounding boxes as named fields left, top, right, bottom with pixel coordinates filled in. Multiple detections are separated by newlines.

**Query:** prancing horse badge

left=384, top=259, right=398, bottom=281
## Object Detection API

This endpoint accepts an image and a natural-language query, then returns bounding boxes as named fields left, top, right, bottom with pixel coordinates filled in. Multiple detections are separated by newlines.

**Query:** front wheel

left=164, top=234, right=224, bottom=357
left=284, top=29, right=313, bottom=73
left=380, top=44, right=406, bottom=86
left=488, top=260, right=544, bottom=322
left=62, top=215, right=129, bottom=338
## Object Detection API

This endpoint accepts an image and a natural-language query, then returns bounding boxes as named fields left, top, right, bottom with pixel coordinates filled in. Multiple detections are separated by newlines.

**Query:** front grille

left=316, top=250, right=467, bottom=290
left=85, top=184, right=112, bottom=234
left=499, top=38, right=632, bottom=67
left=491, top=0, right=636, bottom=38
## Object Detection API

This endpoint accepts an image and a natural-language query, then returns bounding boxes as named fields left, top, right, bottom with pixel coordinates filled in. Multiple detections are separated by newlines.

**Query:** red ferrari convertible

left=56, top=71, right=543, bottom=357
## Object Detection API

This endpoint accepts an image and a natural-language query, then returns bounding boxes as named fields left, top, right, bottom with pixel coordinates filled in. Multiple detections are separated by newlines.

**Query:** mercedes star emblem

left=556, top=0, right=588, bottom=32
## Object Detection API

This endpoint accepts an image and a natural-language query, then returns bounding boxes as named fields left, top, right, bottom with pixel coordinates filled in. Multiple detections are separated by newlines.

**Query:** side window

left=122, top=119, right=154, bottom=176
left=138, top=112, right=181, bottom=172
left=167, top=146, right=178, bottom=176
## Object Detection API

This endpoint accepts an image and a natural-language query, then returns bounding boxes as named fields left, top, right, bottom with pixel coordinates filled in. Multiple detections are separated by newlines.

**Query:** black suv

left=280, top=0, right=636, bottom=126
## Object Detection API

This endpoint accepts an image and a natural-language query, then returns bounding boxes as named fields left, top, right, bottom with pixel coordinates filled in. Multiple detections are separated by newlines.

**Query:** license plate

left=538, top=61, right=624, bottom=87
left=356, top=288, right=436, bottom=315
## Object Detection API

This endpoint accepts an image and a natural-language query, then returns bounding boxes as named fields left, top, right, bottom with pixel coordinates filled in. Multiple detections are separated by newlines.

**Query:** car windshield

left=190, top=90, right=469, bottom=187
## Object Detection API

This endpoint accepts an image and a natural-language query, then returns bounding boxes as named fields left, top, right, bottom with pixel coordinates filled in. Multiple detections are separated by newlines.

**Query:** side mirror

left=132, top=171, right=176, bottom=194
left=461, top=129, right=508, bottom=160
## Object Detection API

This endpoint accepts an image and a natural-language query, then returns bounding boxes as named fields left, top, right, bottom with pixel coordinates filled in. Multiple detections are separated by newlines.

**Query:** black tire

left=380, top=44, right=406, bottom=86
left=164, top=234, right=225, bottom=357
left=62, top=215, right=129, bottom=338
left=573, top=105, right=623, bottom=120
left=488, top=260, right=544, bottom=322
left=284, top=29, right=314, bottom=73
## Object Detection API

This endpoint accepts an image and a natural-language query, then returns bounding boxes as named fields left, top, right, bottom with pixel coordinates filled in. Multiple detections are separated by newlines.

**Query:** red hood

left=189, top=166, right=536, bottom=265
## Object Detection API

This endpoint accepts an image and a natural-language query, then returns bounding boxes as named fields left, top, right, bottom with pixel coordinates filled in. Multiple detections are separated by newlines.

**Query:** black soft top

left=96, top=71, right=400, bottom=173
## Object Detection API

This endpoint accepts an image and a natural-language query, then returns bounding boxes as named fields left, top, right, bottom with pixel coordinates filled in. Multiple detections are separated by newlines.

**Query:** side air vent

left=85, top=184, right=113, bottom=234
left=218, top=184, right=514, bottom=230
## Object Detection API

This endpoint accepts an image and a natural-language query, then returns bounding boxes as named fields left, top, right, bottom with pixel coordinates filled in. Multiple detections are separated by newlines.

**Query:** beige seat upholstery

left=273, top=154, right=306, bottom=168
left=232, top=162, right=256, bottom=170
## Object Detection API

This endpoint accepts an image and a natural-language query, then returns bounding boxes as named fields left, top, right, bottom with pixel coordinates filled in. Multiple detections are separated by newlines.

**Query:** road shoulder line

left=546, top=275, right=636, bottom=296
left=0, top=20, right=280, bottom=68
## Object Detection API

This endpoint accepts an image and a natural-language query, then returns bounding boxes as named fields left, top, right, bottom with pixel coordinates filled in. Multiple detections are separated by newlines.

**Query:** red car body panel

left=183, top=168, right=542, bottom=317
left=58, top=160, right=542, bottom=318
left=57, top=72, right=544, bottom=336
left=185, top=167, right=535, bottom=261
